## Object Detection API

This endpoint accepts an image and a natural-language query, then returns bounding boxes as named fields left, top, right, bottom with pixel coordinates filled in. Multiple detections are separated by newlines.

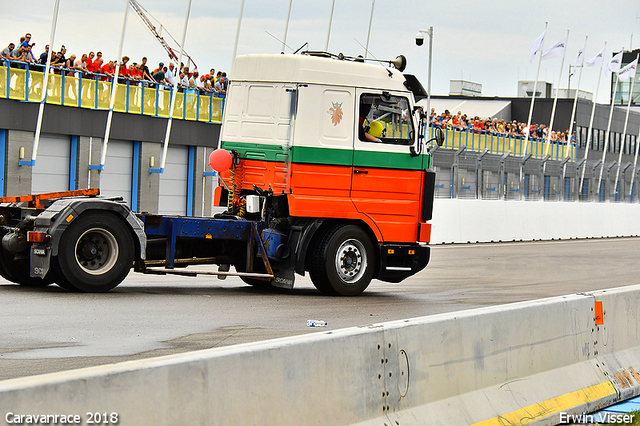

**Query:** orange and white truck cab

left=213, top=51, right=442, bottom=295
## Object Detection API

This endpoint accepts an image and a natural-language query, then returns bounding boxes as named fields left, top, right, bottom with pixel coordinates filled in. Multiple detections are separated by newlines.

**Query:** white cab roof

left=232, top=53, right=409, bottom=93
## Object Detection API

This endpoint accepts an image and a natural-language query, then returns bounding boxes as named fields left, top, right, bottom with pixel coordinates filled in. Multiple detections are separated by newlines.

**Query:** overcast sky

left=2, top=0, right=639, bottom=104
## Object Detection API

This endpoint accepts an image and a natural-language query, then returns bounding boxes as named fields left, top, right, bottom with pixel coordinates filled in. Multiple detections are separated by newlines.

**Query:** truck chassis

left=0, top=188, right=430, bottom=296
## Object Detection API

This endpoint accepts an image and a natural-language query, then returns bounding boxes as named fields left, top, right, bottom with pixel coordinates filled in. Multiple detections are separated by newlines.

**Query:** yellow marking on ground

left=471, top=381, right=616, bottom=426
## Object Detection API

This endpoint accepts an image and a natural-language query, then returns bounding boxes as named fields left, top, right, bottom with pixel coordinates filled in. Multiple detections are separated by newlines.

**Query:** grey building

left=0, top=97, right=221, bottom=217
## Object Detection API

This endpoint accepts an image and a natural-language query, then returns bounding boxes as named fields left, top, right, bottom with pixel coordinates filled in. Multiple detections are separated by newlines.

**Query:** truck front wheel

left=52, top=212, right=134, bottom=292
left=310, top=225, right=375, bottom=296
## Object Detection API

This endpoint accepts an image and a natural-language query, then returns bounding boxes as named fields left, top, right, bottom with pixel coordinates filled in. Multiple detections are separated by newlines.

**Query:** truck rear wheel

left=310, top=225, right=375, bottom=296
left=0, top=250, right=54, bottom=287
left=52, top=212, right=134, bottom=292
left=240, top=276, right=273, bottom=288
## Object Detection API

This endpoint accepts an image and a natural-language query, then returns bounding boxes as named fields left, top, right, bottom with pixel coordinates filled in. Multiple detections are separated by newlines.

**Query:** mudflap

left=272, top=268, right=295, bottom=289
left=29, top=243, right=51, bottom=278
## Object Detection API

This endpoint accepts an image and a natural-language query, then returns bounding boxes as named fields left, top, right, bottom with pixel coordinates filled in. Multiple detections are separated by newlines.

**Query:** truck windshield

left=358, top=93, right=413, bottom=146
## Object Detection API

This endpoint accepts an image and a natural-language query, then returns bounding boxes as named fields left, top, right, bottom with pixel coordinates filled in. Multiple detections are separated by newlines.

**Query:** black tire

left=51, top=211, right=134, bottom=292
left=309, top=225, right=375, bottom=296
left=240, top=276, right=273, bottom=288
left=0, top=250, right=55, bottom=287
left=0, top=228, right=54, bottom=287
left=238, top=261, right=274, bottom=288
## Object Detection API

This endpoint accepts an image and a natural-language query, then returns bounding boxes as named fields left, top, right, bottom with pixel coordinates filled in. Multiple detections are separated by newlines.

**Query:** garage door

left=99, top=140, right=133, bottom=206
left=32, top=134, right=70, bottom=194
left=159, top=146, right=189, bottom=215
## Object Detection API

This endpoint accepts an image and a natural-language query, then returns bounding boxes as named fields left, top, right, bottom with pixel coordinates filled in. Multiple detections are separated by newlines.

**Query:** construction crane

left=128, top=0, right=197, bottom=70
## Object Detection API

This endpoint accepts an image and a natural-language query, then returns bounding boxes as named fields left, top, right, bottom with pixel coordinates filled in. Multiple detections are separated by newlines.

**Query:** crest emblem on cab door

left=328, top=102, right=343, bottom=126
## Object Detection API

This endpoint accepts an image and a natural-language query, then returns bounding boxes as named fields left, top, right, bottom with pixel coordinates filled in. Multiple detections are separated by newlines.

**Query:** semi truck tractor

left=0, top=51, right=442, bottom=296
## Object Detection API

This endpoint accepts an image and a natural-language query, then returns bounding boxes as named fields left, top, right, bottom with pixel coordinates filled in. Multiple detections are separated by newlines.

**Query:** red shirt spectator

left=118, top=64, right=129, bottom=78
left=118, top=56, right=130, bottom=79
left=88, top=58, right=102, bottom=73
left=100, top=61, right=115, bottom=81
left=86, top=52, right=94, bottom=71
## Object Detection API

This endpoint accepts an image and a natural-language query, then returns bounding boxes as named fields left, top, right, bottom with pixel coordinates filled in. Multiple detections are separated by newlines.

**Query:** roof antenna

left=293, top=42, right=309, bottom=55
left=265, top=31, right=294, bottom=53
left=354, top=38, right=392, bottom=76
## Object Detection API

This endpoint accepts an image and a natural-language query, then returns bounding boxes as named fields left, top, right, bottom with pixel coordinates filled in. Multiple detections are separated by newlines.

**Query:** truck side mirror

left=433, top=127, right=444, bottom=146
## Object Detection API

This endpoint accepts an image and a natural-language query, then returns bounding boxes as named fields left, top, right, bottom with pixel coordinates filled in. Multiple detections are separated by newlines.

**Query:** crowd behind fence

left=430, top=130, right=639, bottom=204
left=431, top=125, right=577, bottom=162
left=0, top=60, right=225, bottom=124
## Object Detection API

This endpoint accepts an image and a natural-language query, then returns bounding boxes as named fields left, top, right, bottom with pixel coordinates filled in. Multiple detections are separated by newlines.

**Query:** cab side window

left=358, top=93, right=413, bottom=145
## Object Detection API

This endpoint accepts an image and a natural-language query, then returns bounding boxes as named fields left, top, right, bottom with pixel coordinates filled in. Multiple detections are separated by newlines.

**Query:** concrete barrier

left=2, top=285, right=640, bottom=425
left=431, top=198, right=640, bottom=244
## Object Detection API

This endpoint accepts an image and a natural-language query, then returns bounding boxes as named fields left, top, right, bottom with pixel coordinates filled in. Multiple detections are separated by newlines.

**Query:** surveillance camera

left=415, top=33, right=424, bottom=46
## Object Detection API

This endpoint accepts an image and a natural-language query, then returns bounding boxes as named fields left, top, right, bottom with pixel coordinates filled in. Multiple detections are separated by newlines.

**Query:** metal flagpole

left=565, top=36, right=587, bottom=159
left=524, top=22, right=547, bottom=157
left=30, top=0, right=61, bottom=166
left=99, top=0, right=130, bottom=169
left=544, top=30, right=570, bottom=157
left=580, top=43, right=607, bottom=195
left=597, top=72, right=620, bottom=195
left=325, top=0, right=336, bottom=51
left=281, top=0, right=293, bottom=54
left=159, top=0, right=192, bottom=172
left=364, top=0, right=375, bottom=59
left=628, top=126, right=640, bottom=199
left=231, top=0, right=245, bottom=71
left=613, top=53, right=639, bottom=199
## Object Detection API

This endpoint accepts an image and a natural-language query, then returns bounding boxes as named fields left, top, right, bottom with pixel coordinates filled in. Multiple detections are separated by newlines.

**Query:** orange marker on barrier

left=594, top=301, right=604, bottom=325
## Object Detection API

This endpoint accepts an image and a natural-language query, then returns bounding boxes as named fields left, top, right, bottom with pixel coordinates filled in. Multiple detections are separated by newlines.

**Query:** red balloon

left=208, top=149, right=233, bottom=172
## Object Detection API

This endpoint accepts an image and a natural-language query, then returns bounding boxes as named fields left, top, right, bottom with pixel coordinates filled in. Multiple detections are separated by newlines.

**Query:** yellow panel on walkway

left=198, top=96, right=211, bottom=122
left=81, top=78, right=95, bottom=109
left=211, top=97, right=223, bottom=123
left=46, top=74, right=62, bottom=105
left=128, top=85, right=142, bottom=114
left=184, top=93, right=197, bottom=121
left=143, top=87, right=156, bottom=116
left=9, top=68, right=26, bottom=100
left=113, top=85, right=127, bottom=113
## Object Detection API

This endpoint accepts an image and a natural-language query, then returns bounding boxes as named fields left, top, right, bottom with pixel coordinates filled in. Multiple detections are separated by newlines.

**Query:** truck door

left=351, top=90, right=424, bottom=243
left=287, top=85, right=356, bottom=218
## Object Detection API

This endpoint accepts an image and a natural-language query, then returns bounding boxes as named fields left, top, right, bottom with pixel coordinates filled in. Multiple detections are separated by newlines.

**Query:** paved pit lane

left=1, top=238, right=638, bottom=380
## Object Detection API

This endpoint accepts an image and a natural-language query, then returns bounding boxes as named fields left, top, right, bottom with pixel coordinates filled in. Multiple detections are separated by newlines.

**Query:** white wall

left=431, top=199, right=640, bottom=244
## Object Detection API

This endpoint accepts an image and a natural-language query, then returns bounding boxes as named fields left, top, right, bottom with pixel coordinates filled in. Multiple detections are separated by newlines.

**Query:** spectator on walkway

left=58, top=45, right=66, bottom=64
left=118, top=56, right=130, bottom=79
left=140, top=57, right=155, bottom=81
left=86, top=51, right=95, bottom=71
left=38, top=45, right=50, bottom=65
left=50, top=50, right=65, bottom=69
left=1, top=43, right=16, bottom=61
left=153, top=66, right=170, bottom=88
left=20, top=33, right=33, bottom=49
left=179, top=66, right=190, bottom=88
left=74, top=53, right=88, bottom=73
left=152, top=62, right=164, bottom=75
left=87, top=52, right=102, bottom=73
left=165, top=62, right=176, bottom=87
left=100, top=60, right=115, bottom=80
left=214, top=75, right=226, bottom=95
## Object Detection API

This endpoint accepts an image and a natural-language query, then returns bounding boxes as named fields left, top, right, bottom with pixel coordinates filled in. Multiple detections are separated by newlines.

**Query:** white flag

left=575, top=40, right=587, bottom=65
left=617, top=57, right=638, bottom=82
left=529, top=29, right=546, bottom=63
left=607, top=51, right=623, bottom=74
left=542, top=36, right=568, bottom=60
left=585, top=45, right=605, bottom=67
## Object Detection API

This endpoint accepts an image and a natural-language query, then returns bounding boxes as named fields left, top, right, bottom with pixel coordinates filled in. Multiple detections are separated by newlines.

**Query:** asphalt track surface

left=1, top=238, right=638, bottom=381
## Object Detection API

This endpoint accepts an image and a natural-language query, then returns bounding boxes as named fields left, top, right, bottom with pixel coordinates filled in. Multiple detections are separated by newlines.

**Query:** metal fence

left=435, top=126, right=577, bottom=162
left=432, top=145, right=638, bottom=203
left=0, top=61, right=224, bottom=123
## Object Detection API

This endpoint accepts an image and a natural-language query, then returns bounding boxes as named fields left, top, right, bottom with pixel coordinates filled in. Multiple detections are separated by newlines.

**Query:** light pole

left=416, top=27, right=433, bottom=126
